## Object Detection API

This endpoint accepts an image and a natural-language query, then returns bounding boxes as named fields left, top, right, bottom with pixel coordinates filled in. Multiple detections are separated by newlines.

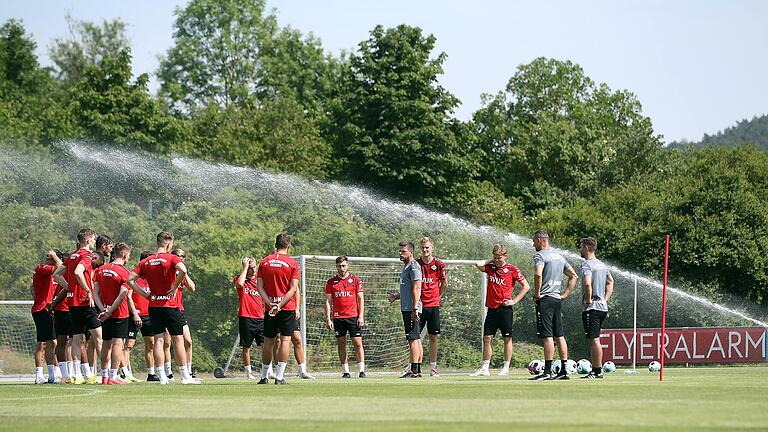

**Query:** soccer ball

left=527, top=360, right=544, bottom=375
left=564, top=359, right=577, bottom=374
left=551, top=360, right=562, bottom=374
left=648, top=361, right=661, bottom=372
left=602, top=361, right=616, bottom=373
left=577, top=359, right=592, bottom=374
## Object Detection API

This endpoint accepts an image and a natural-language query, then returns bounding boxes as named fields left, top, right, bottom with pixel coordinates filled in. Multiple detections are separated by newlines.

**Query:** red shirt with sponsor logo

left=417, top=257, right=447, bottom=307
left=132, top=253, right=182, bottom=308
left=256, top=253, right=300, bottom=311
left=234, top=276, right=264, bottom=319
left=325, top=273, right=364, bottom=319
left=32, top=264, right=56, bottom=312
left=52, top=279, right=69, bottom=312
left=483, top=263, right=526, bottom=308
left=64, top=249, right=94, bottom=307
left=131, top=278, right=150, bottom=316
left=94, top=263, right=130, bottom=319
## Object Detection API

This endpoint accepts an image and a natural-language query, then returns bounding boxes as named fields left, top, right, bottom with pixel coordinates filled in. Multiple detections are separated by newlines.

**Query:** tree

left=48, top=14, right=131, bottom=88
left=330, top=24, right=482, bottom=207
left=473, top=57, right=663, bottom=211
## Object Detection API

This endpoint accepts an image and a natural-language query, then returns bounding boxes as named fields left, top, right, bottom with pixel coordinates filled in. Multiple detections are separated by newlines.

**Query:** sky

left=2, top=0, right=767, bottom=144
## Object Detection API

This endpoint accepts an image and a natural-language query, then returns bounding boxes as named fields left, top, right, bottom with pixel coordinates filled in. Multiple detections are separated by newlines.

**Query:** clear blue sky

left=3, top=0, right=767, bottom=143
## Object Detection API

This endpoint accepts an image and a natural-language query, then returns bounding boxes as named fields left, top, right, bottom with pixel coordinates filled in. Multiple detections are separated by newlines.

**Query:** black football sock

left=560, top=359, right=568, bottom=374
left=544, top=360, right=552, bottom=375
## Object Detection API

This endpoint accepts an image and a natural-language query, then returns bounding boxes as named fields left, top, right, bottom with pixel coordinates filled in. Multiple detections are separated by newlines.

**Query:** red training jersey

left=483, top=263, right=526, bottom=308
left=234, top=276, right=264, bottom=319
left=94, top=263, right=130, bottom=319
left=132, top=253, right=182, bottom=308
left=417, top=257, right=447, bottom=307
left=64, top=249, right=94, bottom=307
left=131, top=278, right=150, bottom=316
left=256, top=253, right=300, bottom=311
left=31, top=264, right=56, bottom=313
left=325, top=273, right=364, bottom=319
left=52, top=279, right=69, bottom=312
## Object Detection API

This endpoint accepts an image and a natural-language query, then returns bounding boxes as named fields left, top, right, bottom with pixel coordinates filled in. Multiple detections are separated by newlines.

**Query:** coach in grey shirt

left=388, top=241, right=423, bottom=377
left=579, top=237, right=614, bottom=378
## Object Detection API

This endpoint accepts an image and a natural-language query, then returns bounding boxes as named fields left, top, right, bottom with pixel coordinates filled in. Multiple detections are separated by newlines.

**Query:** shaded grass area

left=1, top=368, right=766, bottom=432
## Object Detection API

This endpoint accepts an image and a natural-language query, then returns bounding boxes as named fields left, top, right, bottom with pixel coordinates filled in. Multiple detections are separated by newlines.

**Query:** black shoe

left=546, top=373, right=570, bottom=380
left=358, top=372, right=366, bottom=378
left=581, top=373, right=603, bottom=379
left=529, top=373, right=550, bottom=381
left=118, top=369, right=126, bottom=379
left=274, top=378, right=287, bottom=385
left=411, top=372, right=422, bottom=378
left=167, top=373, right=174, bottom=381
left=342, top=372, right=351, bottom=378
left=256, top=377, right=269, bottom=384
left=190, top=372, right=197, bottom=379
left=146, top=374, right=160, bottom=382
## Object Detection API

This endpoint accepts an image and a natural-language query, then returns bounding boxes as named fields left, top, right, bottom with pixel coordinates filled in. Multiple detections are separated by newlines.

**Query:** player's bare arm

left=324, top=293, right=334, bottom=329
left=505, top=278, right=530, bottom=306
left=533, top=264, right=544, bottom=299
left=184, top=274, right=196, bottom=293
left=411, top=280, right=421, bottom=320
left=235, top=257, right=249, bottom=288
left=165, top=261, right=187, bottom=296
left=52, top=265, right=67, bottom=290
left=127, top=272, right=149, bottom=299
left=292, top=281, right=301, bottom=321
left=48, top=286, right=67, bottom=311
left=474, top=259, right=491, bottom=271
left=561, top=267, right=578, bottom=300
left=74, top=263, right=93, bottom=306
left=256, top=278, right=274, bottom=312
left=605, top=274, right=615, bottom=302
left=93, top=281, right=105, bottom=312
left=582, top=273, right=593, bottom=305
left=99, top=286, right=129, bottom=322
left=387, top=291, right=399, bottom=303
left=357, top=291, right=365, bottom=327
left=126, top=291, right=141, bottom=327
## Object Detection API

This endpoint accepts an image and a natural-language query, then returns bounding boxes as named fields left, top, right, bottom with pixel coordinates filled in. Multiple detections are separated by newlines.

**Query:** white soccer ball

left=527, top=360, right=544, bottom=375
left=564, top=359, right=577, bottom=375
left=552, top=359, right=562, bottom=374
left=648, top=361, right=661, bottom=372
left=577, top=359, right=592, bottom=374
left=602, top=361, right=616, bottom=373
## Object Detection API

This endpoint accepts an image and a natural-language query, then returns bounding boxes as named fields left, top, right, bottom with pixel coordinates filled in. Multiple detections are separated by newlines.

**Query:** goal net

left=223, top=256, right=489, bottom=375
left=0, top=301, right=36, bottom=375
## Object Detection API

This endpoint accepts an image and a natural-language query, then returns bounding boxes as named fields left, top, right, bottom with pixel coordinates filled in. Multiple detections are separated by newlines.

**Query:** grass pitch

left=1, top=367, right=766, bottom=432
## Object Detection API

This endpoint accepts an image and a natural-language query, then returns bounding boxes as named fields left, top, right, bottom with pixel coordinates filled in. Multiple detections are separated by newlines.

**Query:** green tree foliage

left=669, top=114, right=768, bottom=151
left=0, top=19, right=76, bottom=146
left=69, top=50, right=187, bottom=152
left=48, top=14, right=131, bottom=88
left=473, top=57, right=663, bottom=211
left=331, top=24, right=482, bottom=208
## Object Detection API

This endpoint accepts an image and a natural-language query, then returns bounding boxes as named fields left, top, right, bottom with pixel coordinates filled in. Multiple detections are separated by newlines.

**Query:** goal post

left=0, top=301, right=35, bottom=375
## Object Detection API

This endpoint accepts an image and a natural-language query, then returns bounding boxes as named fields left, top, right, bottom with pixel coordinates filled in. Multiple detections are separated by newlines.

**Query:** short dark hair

left=171, top=248, right=186, bottom=258
left=140, top=250, right=152, bottom=261
left=53, top=248, right=67, bottom=261
left=532, top=230, right=549, bottom=240
left=77, top=228, right=96, bottom=244
left=335, top=255, right=348, bottom=264
left=92, top=251, right=105, bottom=268
left=580, top=237, right=598, bottom=252
left=113, top=243, right=132, bottom=259
left=275, top=233, right=291, bottom=249
left=156, top=231, right=174, bottom=246
left=96, top=234, right=113, bottom=249
left=399, top=241, right=415, bottom=252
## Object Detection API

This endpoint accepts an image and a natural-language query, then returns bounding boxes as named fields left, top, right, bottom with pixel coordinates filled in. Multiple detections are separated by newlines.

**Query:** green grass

left=1, top=367, right=767, bottom=431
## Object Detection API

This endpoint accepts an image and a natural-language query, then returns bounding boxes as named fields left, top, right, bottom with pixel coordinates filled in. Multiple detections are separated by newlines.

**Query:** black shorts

left=419, top=307, right=441, bottom=335
left=127, top=316, right=152, bottom=339
left=239, top=317, right=264, bottom=348
left=264, top=310, right=298, bottom=339
left=582, top=310, right=608, bottom=339
left=484, top=306, right=514, bottom=337
left=102, top=317, right=129, bottom=341
left=180, top=311, right=189, bottom=326
left=333, top=317, right=362, bottom=338
left=69, top=306, right=101, bottom=334
left=148, top=307, right=185, bottom=336
left=32, top=310, right=55, bottom=342
left=536, top=296, right=564, bottom=338
left=402, top=311, right=421, bottom=341
left=54, top=310, right=73, bottom=337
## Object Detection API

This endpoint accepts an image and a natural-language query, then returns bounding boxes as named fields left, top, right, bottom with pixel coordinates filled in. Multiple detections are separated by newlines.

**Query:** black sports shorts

left=483, top=306, right=513, bottom=337
left=69, top=306, right=101, bottom=334
left=419, top=307, right=441, bottom=335
left=148, top=307, right=185, bottom=336
left=264, top=310, right=298, bottom=339
left=32, top=310, right=55, bottom=342
left=333, top=317, right=362, bottom=338
left=535, top=296, right=563, bottom=338
left=239, top=317, right=265, bottom=348
left=402, top=311, right=421, bottom=341
left=102, top=317, right=129, bottom=341
left=582, top=310, right=608, bottom=339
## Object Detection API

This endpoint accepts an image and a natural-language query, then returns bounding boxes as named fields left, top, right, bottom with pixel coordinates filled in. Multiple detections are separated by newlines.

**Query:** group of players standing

left=30, top=228, right=613, bottom=384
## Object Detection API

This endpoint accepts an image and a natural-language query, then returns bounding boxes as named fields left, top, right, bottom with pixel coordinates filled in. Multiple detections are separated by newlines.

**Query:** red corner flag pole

left=660, top=233, right=670, bottom=382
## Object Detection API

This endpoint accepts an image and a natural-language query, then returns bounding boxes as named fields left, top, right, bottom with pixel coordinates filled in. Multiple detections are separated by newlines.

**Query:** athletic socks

left=35, top=367, right=44, bottom=379
left=299, top=363, right=308, bottom=374
left=180, top=364, right=191, bottom=380
left=342, top=363, right=350, bottom=374
left=46, top=365, right=56, bottom=379
left=430, top=362, right=437, bottom=370
left=593, top=366, right=603, bottom=375
left=53, top=365, right=61, bottom=378
left=147, top=367, right=155, bottom=375
left=164, top=362, right=172, bottom=376
left=67, top=361, right=74, bottom=377
left=82, top=363, right=93, bottom=378
left=544, top=360, right=553, bottom=375
left=559, top=359, right=569, bottom=375
left=481, top=360, right=491, bottom=371
left=245, top=365, right=252, bottom=374
left=59, top=362, right=70, bottom=380
left=276, top=362, right=287, bottom=380
left=357, top=362, right=365, bottom=373
left=261, top=363, right=270, bottom=379
left=73, top=360, right=83, bottom=378
left=502, top=361, right=510, bottom=370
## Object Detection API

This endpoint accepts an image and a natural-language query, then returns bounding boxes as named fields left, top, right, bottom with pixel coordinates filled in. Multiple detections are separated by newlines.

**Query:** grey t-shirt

left=580, top=258, right=611, bottom=312
left=533, top=248, right=573, bottom=299
left=399, top=260, right=423, bottom=312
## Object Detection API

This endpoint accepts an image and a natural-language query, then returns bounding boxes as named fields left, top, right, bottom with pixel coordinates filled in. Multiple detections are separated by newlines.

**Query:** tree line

left=2, top=0, right=767, bottom=312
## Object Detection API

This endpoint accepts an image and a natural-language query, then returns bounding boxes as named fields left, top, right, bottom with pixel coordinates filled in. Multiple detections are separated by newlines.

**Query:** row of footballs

left=527, top=359, right=662, bottom=374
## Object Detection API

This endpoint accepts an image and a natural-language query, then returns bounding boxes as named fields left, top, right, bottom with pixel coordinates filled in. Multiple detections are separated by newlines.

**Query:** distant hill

left=668, top=114, right=768, bottom=150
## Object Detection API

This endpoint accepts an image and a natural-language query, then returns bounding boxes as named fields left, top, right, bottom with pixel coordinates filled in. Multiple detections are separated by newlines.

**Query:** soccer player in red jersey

left=52, top=228, right=102, bottom=384
left=471, top=244, right=530, bottom=376
left=324, top=256, right=366, bottom=378
left=256, top=233, right=300, bottom=385
left=94, top=243, right=132, bottom=385
left=416, top=237, right=447, bottom=377
left=31, top=249, right=63, bottom=383
left=127, top=231, right=198, bottom=384
left=234, top=257, right=265, bottom=380
left=48, top=264, right=74, bottom=383
left=123, top=250, right=155, bottom=382
left=171, top=248, right=197, bottom=379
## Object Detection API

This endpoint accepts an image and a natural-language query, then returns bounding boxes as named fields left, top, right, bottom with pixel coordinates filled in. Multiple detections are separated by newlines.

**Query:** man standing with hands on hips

left=388, top=241, right=423, bottom=378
